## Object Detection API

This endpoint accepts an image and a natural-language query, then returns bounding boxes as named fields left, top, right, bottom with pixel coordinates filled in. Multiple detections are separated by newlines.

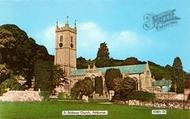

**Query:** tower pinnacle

left=74, top=19, right=77, bottom=28
left=66, top=16, right=69, bottom=24
left=56, top=20, right=58, bottom=28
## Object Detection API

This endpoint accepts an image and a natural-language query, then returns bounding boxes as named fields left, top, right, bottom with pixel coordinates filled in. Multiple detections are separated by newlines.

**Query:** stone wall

left=115, top=100, right=190, bottom=109
left=0, top=90, right=42, bottom=102
left=156, top=92, right=188, bottom=100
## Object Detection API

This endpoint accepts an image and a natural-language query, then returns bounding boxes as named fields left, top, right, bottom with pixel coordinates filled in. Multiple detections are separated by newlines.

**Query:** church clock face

left=59, top=43, right=63, bottom=48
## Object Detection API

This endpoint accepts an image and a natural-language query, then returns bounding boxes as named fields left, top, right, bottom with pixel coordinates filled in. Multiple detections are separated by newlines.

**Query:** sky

left=0, top=0, right=190, bottom=71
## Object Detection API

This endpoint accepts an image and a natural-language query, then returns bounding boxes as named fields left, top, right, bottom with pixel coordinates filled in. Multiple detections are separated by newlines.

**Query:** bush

left=129, top=91, right=155, bottom=101
left=71, top=77, right=94, bottom=99
left=95, top=76, right=103, bottom=95
left=112, top=77, right=137, bottom=101
left=105, top=68, right=122, bottom=91
left=0, top=75, right=23, bottom=96
left=40, top=91, right=51, bottom=101
left=58, top=92, right=71, bottom=100
left=0, top=83, right=7, bottom=96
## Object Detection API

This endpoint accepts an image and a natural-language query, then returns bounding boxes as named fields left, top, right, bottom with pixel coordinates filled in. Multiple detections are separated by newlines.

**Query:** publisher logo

left=143, top=9, right=180, bottom=31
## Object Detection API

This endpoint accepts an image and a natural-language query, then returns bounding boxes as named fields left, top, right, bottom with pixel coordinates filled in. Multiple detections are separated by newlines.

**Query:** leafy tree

left=0, top=64, right=11, bottom=84
left=0, top=24, right=50, bottom=88
left=122, top=57, right=142, bottom=65
left=34, top=59, right=52, bottom=92
left=111, top=77, right=123, bottom=92
left=34, top=59, right=64, bottom=94
left=77, top=57, right=88, bottom=69
left=95, top=42, right=111, bottom=67
left=149, top=61, right=173, bottom=80
left=171, top=57, right=185, bottom=93
left=105, top=68, right=122, bottom=91
left=51, top=65, right=66, bottom=91
left=185, top=77, right=190, bottom=89
left=0, top=28, right=16, bottom=49
left=94, top=76, right=103, bottom=95
left=71, top=77, right=94, bottom=99
left=112, top=77, right=137, bottom=101
left=0, top=74, right=23, bottom=95
left=173, top=57, right=183, bottom=70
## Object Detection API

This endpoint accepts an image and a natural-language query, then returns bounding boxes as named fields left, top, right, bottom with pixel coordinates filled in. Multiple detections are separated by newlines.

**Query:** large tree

left=94, top=76, right=103, bottom=95
left=77, top=57, right=88, bottom=69
left=34, top=60, right=64, bottom=93
left=0, top=24, right=50, bottom=88
left=171, top=57, right=185, bottom=93
left=112, top=77, right=137, bottom=101
left=0, top=74, right=23, bottom=96
left=95, top=42, right=111, bottom=67
left=0, top=64, right=10, bottom=84
left=51, top=65, right=66, bottom=91
left=71, top=77, right=94, bottom=99
left=34, top=59, right=52, bottom=91
left=122, top=57, right=142, bottom=65
left=105, top=68, right=122, bottom=91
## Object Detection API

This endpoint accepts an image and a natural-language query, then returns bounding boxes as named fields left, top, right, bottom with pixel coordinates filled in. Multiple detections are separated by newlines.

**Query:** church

left=54, top=20, right=153, bottom=97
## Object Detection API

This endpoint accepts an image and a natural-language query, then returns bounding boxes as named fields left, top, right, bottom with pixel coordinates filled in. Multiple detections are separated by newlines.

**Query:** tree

left=51, top=65, right=66, bottom=91
left=0, top=24, right=50, bottom=88
left=0, top=64, right=11, bottom=84
left=34, top=59, right=64, bottom=94
left=112, top=77, right=137, bottom=101
left=122, top=57, right=142, bottom=65
left=95, top=42, right=111, bottom=67
left=71, top=77, right=94, bottom=99
left=171, top=57, right=185, bottom=93
left=77, top=57, right=88, bottom=69
left=34, top=59, right=52, bottom=92
left=173, top=57, right=183, bottom=70
left=0, top=74, right=23, bottom=95
left=185, top=77, right=190, bottom=89
left=105, top=68, right=122, bottom=91
left=94, top=76, right=103, bottom=95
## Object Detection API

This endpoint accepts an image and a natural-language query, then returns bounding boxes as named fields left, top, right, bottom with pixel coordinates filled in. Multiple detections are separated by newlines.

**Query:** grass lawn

left=0, top=101, right=190, bottom=119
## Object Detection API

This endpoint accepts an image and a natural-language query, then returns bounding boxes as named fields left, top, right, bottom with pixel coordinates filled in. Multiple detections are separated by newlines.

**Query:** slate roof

left=70, top=64, right=146, bottom=76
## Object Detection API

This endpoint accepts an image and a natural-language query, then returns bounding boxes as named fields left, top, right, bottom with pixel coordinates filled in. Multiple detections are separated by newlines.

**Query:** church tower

left=54, top=18, right=77, bottom=76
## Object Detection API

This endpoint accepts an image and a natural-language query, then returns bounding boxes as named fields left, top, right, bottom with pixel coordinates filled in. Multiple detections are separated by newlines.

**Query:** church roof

left=70, top=64, right=146, bottom=76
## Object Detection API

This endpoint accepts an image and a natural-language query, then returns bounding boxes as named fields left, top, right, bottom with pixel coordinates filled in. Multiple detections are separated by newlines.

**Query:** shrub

left=0, top=75, right=23, bottom=96
left=112, top=77, right=137, bottom=101
left=95, top=76, right=103, bottom=95
left=71, top=77, right=94, bottom=99
left=58, top=92, right=66, bottom=100
left=40, top=91, right=51, bottom=101
left=58, top=92, right=71, bottom=100
left=105, top=68, right=122, bottom=91
left=129, top=91, right=155, bottom=101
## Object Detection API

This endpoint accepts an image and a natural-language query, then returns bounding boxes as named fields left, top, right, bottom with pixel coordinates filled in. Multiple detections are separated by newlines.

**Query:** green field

left=0, top=101, right=190, bottom=119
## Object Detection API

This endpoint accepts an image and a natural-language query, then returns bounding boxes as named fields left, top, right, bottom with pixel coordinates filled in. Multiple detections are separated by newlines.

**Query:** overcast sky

left=0, top=0, right=190, bottom=71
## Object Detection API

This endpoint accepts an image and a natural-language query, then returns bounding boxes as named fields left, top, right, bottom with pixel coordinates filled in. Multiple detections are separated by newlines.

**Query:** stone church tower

left=54, top=19, right=77, bottom=76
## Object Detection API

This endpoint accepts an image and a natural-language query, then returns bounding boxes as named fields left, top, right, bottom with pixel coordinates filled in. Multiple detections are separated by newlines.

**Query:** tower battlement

left=56, top=24, right=76, bottom=33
